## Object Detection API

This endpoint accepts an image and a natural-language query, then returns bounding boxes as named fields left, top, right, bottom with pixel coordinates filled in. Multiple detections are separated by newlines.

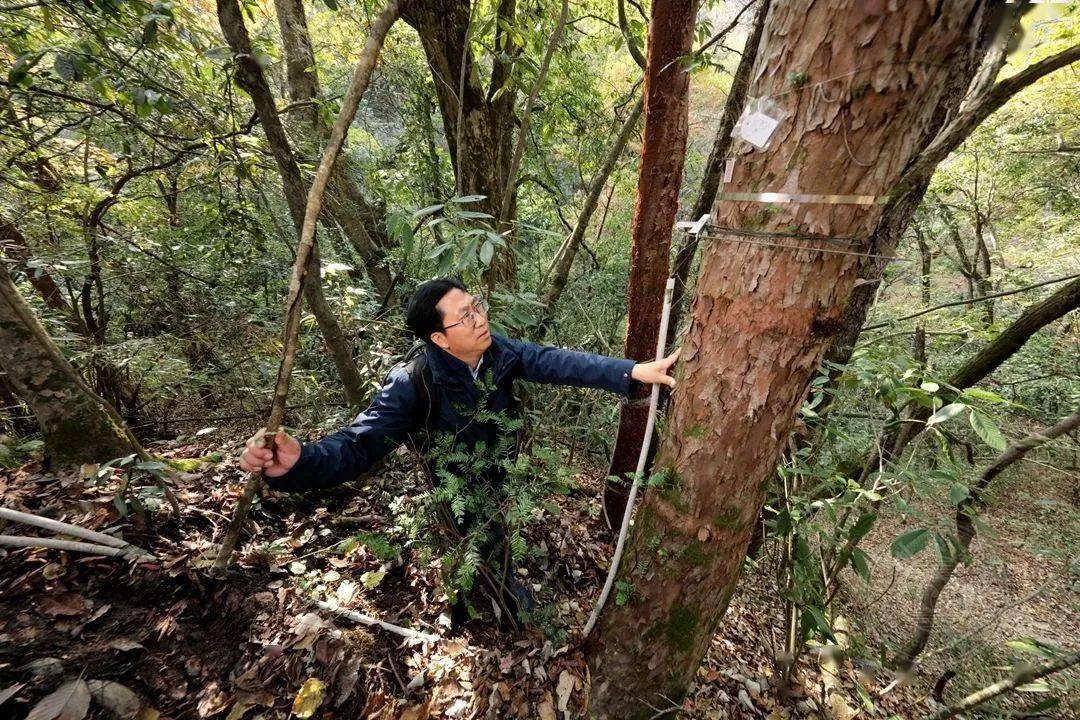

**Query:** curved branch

left=892, top=42, right=1080, bottom=202
left=862, top=273, right=1080, bottom=332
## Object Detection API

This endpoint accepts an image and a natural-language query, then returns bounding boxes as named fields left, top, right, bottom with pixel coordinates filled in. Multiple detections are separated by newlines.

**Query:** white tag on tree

left=731, top=96, right=788, bottom=151
left=723, top=157, right=735, bottom=184
left=737, top=111, right=779, bottom=149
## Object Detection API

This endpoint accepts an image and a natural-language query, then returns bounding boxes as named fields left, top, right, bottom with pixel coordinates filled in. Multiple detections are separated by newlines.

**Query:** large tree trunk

left=586, top=3, right=992, bottom=716
left=273, top=0, right=394, bottom=298
left=667, top=0, right=770, bottom=347
left=0, top=271, right=138, bottom=465
left=217, top=0, right=367, bottom=406
left=893, top=408, right=1080, bottom=673
left=602, top=0, right=699, bottom=526
left=403, top=0, right=519, bottom=287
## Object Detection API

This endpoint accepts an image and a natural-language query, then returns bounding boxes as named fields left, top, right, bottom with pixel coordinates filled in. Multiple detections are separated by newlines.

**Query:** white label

left=723, top=157, right=735, bottom=184
left=738, top=111, right=780, bottom=149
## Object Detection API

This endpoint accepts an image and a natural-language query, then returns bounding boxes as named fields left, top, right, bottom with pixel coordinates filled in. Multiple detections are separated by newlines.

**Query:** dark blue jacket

left=267, top=334, right=636, bottom=492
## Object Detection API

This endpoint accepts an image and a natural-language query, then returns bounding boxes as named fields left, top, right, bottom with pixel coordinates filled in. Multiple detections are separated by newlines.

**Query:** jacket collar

left=425, top=334, right=511, bottom=387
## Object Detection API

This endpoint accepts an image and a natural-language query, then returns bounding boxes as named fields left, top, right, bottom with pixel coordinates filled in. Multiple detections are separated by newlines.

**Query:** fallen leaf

left=26, top=679, right=90, bottom=720
left=556, top=670, right=574, bottom=713
left=537, top=697, right=556, bottom=720
left=360, top=570, right=385, bottom=589
left=88, top=680, right=142, bottom=719
left=398, top=701, right=430, bottom=720
left=291, top=678, right=326, bottom=719
left=0, top=683, right=24, bottom=705
left=108, top=639, right=145, bottom=652
left=225, top=690, right=273, bottom=720
left=40, top=593, right=85, bottom=617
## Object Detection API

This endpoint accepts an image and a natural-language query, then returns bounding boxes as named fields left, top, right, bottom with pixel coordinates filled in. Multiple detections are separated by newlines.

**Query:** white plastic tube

left=583, top=277, right=676, bottom=637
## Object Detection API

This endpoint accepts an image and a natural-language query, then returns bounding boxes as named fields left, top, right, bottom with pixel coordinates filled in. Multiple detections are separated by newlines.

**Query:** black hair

left=406, top=276, right=467, bottom=341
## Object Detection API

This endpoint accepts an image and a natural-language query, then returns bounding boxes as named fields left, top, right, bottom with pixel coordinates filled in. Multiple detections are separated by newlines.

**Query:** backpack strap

left=393, top=341, right=440, bottom=440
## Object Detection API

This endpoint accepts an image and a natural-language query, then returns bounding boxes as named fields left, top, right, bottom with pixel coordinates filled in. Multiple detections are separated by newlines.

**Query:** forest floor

left=0, top=434, right=1074, bottom=719
left=850, top=461, right=1079, bottom=717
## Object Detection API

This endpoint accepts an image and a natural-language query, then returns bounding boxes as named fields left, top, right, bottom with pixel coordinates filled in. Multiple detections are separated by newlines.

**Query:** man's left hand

left=632, top=349, right=680, bottom=388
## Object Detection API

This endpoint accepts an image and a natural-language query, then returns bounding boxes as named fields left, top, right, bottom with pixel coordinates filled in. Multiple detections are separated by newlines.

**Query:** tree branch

left=862, top=273, right=1080, bottom=332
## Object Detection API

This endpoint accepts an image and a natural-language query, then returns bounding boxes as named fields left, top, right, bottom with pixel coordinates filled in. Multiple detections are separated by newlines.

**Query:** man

left=239, top=277, right=678, bottom=621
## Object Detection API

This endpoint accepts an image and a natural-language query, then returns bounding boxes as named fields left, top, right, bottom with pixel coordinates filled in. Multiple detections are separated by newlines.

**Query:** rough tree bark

left=0, top=270, right=138, bottom=465
left=894, top=408, right=1080, bottom=672
left=273, top=0, right=394, bottom=298
left=668, top=0, right=770, bottom=347
left=602, top=0, right=699, bottom=526
left=403, top=0, right=519, bottom=286
left=217, top=0, right=367, bottom=405
left=586, top=3, right=997, bottom=716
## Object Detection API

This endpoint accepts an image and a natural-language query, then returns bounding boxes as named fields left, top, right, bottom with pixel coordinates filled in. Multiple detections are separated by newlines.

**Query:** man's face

left=431, top=288, right=492, bottom=358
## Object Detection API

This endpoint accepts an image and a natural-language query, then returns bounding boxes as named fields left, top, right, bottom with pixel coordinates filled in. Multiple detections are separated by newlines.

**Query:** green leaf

left=890, top=527, right=932, bottom=559
left=801, top=606, right=837, bottom=643
left=412, top=203, right=444, bottom=220
left=850, top=547, right=872, bottom=583
left=848, top=513, right=877, bottom=542
left=969, top=409, right=1007, bottom=451
left=961, top=387, right=1006, bottom=404
left=948, top=483, right=971, bottom=506
left=479, top=240, right=495, bottom=266
left=451, top=194, right=486, bottom=204
left=927, top=402, right=966, bottom=426
left=8, top=51, right=44, bottom=86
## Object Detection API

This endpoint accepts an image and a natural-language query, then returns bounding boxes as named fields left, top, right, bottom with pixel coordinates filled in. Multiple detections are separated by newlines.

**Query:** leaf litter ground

left=6, top=433, right=1065, bottom=718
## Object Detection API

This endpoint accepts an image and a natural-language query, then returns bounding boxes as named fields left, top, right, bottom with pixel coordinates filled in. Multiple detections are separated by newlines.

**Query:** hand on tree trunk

left=632, top=348, right=680, bottom=388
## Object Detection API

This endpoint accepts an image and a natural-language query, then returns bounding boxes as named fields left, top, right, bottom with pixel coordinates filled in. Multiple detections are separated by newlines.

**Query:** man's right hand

left=239, top=429, right=302, bottom=477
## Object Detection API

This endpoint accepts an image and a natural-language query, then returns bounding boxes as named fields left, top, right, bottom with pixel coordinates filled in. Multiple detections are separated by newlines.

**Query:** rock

left=21, top=657, right=63, bottom=678
left=88, top=680, right=143, bottom=719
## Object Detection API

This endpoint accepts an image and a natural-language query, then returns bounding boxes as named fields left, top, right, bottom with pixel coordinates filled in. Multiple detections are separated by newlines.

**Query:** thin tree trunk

left=913, top=221, right=932, bottom=365
left=667, top=0, right=770, bottom=348
left=217, top=0, right=367, bottom=406
left=894, top=409, right=1080, bottom=672
left=213, top=0, right=403, bottom=574
left=273, top=0, right=394, bottom=298
left=540, top=95, right=643, bottom=325
left=602, top=0, right=699, bottom=526
left=404, top=0, right=519, bottom=280
left=587, top=4, right=994, bottom=716
left=497, top=0, right=568, bottom=228
left=0, top=271, right=138, bottom=465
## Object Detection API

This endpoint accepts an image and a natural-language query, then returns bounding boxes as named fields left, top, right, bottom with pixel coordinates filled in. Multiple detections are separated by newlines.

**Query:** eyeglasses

left=441, top=297, right=489, bottom=331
